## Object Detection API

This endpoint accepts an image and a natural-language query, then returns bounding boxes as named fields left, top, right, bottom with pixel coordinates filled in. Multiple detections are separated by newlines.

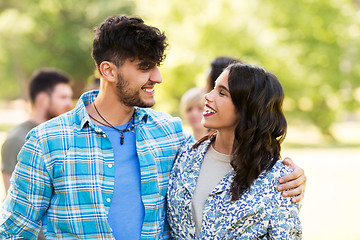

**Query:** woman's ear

left=99, top=61, right=117, bottom=83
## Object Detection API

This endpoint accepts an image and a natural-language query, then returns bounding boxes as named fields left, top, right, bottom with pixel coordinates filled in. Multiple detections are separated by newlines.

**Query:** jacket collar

left=182, top=138, right=234, bottom=196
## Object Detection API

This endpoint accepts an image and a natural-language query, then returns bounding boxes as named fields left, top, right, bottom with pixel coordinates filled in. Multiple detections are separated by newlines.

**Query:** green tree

left=135, top=0, right=360, bottom=140
left=0, top=0, right=359, bottom=140
left=0, top=0, right=135, bottom=99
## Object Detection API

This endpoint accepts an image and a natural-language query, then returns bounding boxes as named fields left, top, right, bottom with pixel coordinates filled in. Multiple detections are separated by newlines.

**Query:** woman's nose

left=204, top=90, right=214, bottom=102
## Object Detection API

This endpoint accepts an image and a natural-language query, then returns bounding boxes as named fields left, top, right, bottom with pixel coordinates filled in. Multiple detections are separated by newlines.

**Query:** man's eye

left=138, top=62, right=155, bottom=71
left=139, top=66, right=150, bottom=71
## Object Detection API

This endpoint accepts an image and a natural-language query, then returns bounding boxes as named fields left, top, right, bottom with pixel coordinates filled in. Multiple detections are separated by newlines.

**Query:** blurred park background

left=0, top=0, right=359, bottom=239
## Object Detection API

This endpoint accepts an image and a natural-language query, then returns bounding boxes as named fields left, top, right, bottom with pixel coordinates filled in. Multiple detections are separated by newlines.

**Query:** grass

left=283, top=141, right=360, bottom=149
left=0, top=124, right=15, bottom=132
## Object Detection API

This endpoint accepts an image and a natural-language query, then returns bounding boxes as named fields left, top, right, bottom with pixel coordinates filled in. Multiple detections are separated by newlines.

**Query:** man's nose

left=66, top=97, right=73, bottom=110
left=150, top=66, right=163, bottom=84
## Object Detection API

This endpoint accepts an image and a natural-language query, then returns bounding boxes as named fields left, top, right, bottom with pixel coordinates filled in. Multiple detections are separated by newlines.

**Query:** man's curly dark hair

left=91, top=15, right=168, bottom=71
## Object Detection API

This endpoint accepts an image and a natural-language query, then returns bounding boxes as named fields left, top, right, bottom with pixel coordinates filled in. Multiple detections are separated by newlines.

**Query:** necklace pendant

left=120, top=135, right=124, bottom=145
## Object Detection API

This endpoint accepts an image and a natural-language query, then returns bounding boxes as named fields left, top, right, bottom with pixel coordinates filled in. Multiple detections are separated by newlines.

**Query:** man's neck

left=29, top=110, right=48, bottom=125
left=87, top=93, right=134, bottom=127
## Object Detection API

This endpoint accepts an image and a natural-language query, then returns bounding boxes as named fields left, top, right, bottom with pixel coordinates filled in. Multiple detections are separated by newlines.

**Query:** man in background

left=1, top=68, right=73, bottom=193
left=1, top=68, right=73, bottom=239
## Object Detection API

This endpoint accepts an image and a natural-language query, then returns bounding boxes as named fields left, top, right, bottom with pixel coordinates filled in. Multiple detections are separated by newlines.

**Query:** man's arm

left=277, top=157, right=306, bottom=203
left=0, top=132, right=51, bottom=238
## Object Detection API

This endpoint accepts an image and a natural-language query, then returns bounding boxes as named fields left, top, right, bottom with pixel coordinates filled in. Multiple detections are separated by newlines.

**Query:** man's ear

left=35, top=92, right=50, bottom=109
left=99, top=61, right=117, bottom=83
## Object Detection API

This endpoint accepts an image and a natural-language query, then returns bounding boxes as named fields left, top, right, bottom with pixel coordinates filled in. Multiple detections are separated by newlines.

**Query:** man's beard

left=46, top=111, right=56, bottom=121
left=116, top=72, right=154, bottom=108
left=45, top=99, right=58, bottom=120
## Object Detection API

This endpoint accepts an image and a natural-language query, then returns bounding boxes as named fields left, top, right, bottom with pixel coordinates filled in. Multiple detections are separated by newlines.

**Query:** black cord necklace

left=90, top=102, right=135, bottom=145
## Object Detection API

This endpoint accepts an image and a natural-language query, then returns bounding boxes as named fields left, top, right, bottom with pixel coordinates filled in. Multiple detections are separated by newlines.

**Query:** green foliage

left=136, top=0, right=360, bottom=139
left=0, top=0, right=359, bottom=139
left=0, top=0, right=135, bottom=99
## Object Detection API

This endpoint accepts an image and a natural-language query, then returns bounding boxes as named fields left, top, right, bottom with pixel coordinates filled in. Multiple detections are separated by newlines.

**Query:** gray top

left=1, top=120, right=37, bottom=173
left=191, top=144, right=232, bottom=236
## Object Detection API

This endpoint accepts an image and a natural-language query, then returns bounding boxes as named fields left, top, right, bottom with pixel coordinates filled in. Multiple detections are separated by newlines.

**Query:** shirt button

left=108, top=164, right=113, bottom=168
left=106, top=198, right=111, bottom=203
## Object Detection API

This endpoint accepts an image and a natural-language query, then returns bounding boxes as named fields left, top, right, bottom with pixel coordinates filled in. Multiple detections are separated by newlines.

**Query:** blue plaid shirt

left=0, top=90, right=192, bottom=239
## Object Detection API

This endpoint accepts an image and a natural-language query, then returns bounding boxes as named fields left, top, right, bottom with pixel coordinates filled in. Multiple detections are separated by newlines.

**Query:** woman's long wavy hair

left=195, top=63, right=287, bottom=201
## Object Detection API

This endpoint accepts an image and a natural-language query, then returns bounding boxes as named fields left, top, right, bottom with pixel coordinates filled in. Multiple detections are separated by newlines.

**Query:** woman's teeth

left=204, top=106, right=216, bottom=114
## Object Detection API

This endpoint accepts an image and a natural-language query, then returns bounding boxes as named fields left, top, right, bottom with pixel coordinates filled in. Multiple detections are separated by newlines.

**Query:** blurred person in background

left=206, top=56, right=241, bottom=92
left=180, top=87, right=208, bottom=140
left=1, top=68, right=73, bottom=193
left=0, top=67, right=73, bottom=240
left=167, top=63, right=302, bottom=239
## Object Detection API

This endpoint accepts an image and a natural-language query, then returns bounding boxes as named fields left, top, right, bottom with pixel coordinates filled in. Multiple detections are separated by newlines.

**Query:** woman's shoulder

left=270, top=159, right=293, bottom=177
left=251, top=160, right=292, bottom=194
left=259, top=159, right=292, bottom=178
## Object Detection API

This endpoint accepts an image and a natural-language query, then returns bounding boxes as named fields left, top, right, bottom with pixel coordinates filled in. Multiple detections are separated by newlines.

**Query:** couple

left=0, top=15, right=304, bottom=239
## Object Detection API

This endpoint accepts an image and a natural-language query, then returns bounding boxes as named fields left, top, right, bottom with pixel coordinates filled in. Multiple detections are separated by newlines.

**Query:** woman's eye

left=219, top=90, right=225, bottom=96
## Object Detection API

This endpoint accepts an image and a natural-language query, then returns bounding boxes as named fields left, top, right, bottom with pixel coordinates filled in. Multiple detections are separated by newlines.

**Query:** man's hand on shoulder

left=277, top=157, right=306, bottom=203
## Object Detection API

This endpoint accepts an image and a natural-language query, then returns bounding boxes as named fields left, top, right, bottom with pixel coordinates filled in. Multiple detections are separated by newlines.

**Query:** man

left=1, top=68, right=73, bottom=240
left=1, top=68, right=73, bottom=193
left=0, top=15, right=305, bottom=239
left=1, top=68, right=73, bottom=191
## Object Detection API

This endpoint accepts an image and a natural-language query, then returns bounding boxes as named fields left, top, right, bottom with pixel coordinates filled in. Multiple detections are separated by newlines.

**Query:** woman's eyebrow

left=216, top=84, right=230, bottom=93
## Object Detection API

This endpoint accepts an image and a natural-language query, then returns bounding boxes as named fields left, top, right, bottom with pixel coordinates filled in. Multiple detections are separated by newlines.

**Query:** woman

left=167, top=63, right=302, bottom=239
